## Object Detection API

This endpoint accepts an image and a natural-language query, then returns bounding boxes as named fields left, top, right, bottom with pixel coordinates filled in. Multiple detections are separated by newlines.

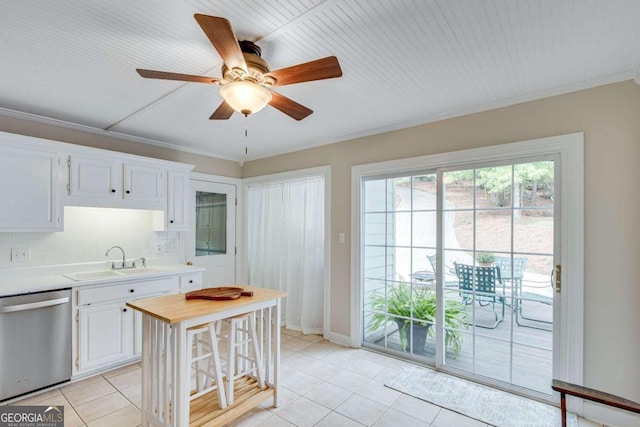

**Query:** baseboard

left=583, top=400, right=640, bottom=427
left=324, top=331, right=354, bottom=347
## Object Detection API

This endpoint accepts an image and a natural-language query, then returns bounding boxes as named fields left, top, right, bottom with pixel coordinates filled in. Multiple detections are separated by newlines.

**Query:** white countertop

left=0, top=261, right=204, bottom=297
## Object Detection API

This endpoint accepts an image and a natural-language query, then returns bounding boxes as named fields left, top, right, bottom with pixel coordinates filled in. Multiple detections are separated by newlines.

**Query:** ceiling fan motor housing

left=221, top=40, right=276, bottom=86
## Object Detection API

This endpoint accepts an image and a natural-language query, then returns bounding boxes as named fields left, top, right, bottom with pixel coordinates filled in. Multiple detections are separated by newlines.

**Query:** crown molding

left=243, top=69, right=637, bottom=162
left=0, top=69, right=636, bottom=164
left=0, top=107, right=238, bottom=162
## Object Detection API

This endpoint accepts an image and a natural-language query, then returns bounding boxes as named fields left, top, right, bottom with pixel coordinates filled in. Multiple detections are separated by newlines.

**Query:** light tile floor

left=7, top=328, right=604, bottom=427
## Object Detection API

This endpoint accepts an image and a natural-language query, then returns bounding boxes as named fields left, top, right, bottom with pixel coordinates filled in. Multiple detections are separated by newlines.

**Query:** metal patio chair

left=454, top=262, right=505, bottom=328
left=495, top=256, right=552, bottom=329
left=427, top=254, right=458, bottom=288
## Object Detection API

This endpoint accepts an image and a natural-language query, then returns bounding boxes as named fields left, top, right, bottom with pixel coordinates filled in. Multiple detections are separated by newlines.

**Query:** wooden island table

left=126, top=285, right=287, bottom=427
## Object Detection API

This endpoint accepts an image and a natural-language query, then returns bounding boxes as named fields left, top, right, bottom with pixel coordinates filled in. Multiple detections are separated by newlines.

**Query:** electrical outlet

left=11, top=247, right=29, bottom=263
left=155, top=243, right=164, bottom=253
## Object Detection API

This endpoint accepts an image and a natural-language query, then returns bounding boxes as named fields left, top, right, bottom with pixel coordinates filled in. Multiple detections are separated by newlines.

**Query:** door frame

left=241, top=165, right=332, bottom=339
left=189, top=172, right=241, bottom=283
left=351, top=133, right=583, bottom=407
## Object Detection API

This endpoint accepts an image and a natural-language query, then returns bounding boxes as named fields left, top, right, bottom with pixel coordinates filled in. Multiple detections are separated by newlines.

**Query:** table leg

left=175, top=324, right=189, bottom=427
left=141, top=315, right=150, bottom=426
left=274, top=300, right=281, bottom=407
left=560, top=392, right=567, bottom=427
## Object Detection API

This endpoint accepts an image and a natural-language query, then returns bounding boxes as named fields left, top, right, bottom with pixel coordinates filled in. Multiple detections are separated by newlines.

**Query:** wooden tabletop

left=126, top=285, right=287, bottom=324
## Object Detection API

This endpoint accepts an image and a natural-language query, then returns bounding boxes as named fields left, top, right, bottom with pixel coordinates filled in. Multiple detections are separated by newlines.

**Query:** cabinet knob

left=189, top=280, right=193, bottom=284
left=170, top=220, right=174, bottom=224
left=126, top=190, right=131, bottom=194
left=111, top=189, right=116, bottom=193
left=122, top=308, right=128, bottom=312
left=129, top=289, right=134, bottom=293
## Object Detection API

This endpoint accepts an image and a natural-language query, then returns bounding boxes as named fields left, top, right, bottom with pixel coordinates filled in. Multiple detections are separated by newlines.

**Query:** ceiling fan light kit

left=220, top=80, right=272, bottom=115
left=135, top=14, right=342, bottom=121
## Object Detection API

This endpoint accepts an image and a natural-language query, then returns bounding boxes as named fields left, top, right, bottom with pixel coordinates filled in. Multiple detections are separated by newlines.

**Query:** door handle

left=551, top=265, right=561, bottom=293
left=0, top=297, right=69, bottom=313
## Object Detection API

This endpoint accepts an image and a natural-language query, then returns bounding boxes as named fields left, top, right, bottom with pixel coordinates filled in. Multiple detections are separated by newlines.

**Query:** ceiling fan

left=136, top=14, right=343, bottom=121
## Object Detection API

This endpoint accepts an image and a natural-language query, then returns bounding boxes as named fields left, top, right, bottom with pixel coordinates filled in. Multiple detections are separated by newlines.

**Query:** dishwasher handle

left=0, top=297, right=70, bottom=313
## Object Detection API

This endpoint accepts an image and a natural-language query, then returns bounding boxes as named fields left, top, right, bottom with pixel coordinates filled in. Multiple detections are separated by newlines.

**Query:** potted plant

left=476, top=252, right=495, bottom=266
left=369, top=282, right=468, bottom=354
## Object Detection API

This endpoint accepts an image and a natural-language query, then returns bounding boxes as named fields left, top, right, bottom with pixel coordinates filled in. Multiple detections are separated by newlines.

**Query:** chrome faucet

left=105, top=246, right=128, bottom=270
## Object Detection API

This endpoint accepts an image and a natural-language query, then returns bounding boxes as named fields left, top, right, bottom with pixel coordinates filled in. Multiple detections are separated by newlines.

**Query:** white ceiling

left=1, top=0, right=639, bottom=161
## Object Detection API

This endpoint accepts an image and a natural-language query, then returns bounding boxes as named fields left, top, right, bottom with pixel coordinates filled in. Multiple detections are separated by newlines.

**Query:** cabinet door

left=69, top=155, right=120, bottom=200
left=0, top=146, right=62, bottom=231
left=77, top=302, right=132, bottom=372
left=123, top=162, right=165, bottom=205
left=166, top=170, right=189, bottom=230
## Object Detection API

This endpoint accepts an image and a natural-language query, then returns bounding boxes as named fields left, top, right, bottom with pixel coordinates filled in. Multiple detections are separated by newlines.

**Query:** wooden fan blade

left=194, top=14, right=247, bottom=73
left=136, top=69, right=219, bottom=84
left=268, top=91, right=313, bottom=121
left=209, top=101, right=235, bottom=120
left=266, top=56, right=342, bottom=87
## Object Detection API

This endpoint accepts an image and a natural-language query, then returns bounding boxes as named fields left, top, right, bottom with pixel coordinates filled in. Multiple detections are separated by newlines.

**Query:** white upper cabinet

left=69, top=155, right=121, bottom=200
left=123, top=162, right=165, bottom=205
left=68, top=156, right=166, bottom=209
left=0, top=142, right=63, bottom=232
left=166, top=170, right=189, bottom=230
left=0, top=131, right=193, bottom=230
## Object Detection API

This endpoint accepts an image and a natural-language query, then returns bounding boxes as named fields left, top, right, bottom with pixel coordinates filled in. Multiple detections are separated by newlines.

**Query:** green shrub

left=369, top=282, right=468, bottom=354
left=476, top=252, right=495, bottom=264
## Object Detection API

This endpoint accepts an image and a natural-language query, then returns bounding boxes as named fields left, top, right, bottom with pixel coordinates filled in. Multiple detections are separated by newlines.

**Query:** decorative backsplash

left=0, top=206, right=182, bottom=268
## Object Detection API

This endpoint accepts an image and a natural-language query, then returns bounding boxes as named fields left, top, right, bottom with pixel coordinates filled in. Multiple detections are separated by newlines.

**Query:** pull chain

left=244, top=113, right=249, bottom=156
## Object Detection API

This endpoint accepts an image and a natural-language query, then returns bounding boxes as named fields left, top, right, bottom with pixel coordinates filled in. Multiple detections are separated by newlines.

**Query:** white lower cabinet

left=77, top=302, right=131, bottom=372
left=75, top=274, right=203, bottom=375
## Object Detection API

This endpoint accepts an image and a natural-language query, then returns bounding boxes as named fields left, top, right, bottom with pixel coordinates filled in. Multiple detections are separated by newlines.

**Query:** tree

left=514, top=162, right=553, bottom=206
left=444, top=162, right=553, bottom=209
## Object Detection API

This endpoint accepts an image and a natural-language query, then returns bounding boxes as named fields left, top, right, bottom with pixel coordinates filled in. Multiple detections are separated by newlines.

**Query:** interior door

left=188, top=180, right=236, bottom=287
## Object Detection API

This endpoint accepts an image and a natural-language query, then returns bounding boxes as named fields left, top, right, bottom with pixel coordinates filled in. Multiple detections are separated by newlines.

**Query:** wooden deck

left=368, top=297, right=553, bottom=395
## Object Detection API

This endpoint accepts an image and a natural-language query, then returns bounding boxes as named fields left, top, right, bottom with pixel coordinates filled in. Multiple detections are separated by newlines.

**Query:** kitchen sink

left=115, top=267, right=161, bottom=276
left=64, top=268, right=161, bottom=281
left=64, top=270, right=122, bottom=281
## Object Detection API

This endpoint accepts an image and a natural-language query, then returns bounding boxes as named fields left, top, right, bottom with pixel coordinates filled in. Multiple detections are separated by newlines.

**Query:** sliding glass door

left=362, top=157, right=558, bottom=398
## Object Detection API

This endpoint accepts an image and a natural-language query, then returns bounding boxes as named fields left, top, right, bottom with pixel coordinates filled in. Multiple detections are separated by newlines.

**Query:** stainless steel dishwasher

left=0, top=288, right=72, bottom=401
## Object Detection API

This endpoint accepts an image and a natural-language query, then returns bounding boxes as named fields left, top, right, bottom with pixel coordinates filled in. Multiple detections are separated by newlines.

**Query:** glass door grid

left=362, top=158, right=555, bottom=397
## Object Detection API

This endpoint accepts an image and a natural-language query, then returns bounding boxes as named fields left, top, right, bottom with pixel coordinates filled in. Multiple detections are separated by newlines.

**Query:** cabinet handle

left=122, top=308, right=128, bottom=312
left=111, top=189, right=116, bottom=193
left=126, top=190, right=131, bottom=194
left=129, top=289, right=134, bottom=293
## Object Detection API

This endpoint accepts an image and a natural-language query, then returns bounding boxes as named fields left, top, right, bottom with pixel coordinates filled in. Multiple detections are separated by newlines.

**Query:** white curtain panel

left=247, top=176, right=325, bottom=334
